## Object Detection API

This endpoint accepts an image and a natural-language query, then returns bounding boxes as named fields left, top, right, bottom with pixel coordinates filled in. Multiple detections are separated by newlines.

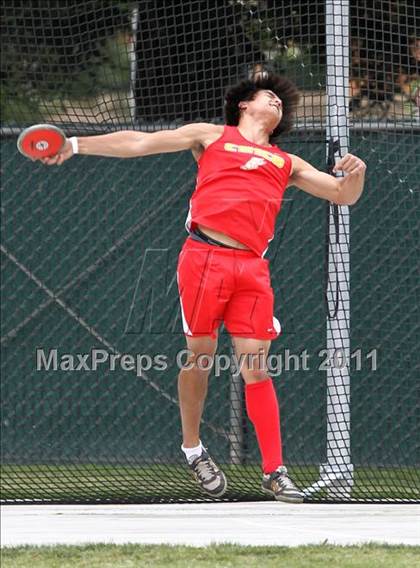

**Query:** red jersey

left=186, top=125, right=292, bottom=257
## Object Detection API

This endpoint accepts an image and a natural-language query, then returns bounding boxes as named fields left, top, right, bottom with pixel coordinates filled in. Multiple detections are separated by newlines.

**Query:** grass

left=1, top=464, right=419, bottom=503
left=2, top=543, right=419, bottom=568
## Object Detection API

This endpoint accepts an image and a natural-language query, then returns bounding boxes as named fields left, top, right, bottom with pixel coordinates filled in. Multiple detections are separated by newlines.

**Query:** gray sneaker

left=187, top=449, right=227, bottom=497
left=262, top=466, right=304, bottom=503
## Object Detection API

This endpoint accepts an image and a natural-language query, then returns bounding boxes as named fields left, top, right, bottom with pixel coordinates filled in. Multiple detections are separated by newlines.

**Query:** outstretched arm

left=288, top=153, right=366, bottom=205
left=41, top=123, right=222, bottom=166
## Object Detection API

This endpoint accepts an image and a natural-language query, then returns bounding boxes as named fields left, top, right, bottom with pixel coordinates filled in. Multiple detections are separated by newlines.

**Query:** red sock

left=245, top=378, right=283, bottom=474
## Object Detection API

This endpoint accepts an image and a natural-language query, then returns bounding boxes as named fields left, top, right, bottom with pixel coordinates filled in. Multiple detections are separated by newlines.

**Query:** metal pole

left=303, top=0, right=354, bottom=500
left=229, top=344, right=244, bottom=464
left=128, top=7, right=139, bottom=123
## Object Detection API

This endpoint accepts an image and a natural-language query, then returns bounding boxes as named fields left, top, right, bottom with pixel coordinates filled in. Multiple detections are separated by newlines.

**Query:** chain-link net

left=1, top=0, right=419, bottom=503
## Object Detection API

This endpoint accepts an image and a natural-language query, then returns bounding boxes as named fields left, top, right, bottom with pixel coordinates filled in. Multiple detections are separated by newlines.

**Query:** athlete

left=41, top=74, right=366, bottom=503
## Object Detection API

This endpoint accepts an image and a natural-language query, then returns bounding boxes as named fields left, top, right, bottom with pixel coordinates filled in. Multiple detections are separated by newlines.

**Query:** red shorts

left=177, top=237, right=281, bottom=339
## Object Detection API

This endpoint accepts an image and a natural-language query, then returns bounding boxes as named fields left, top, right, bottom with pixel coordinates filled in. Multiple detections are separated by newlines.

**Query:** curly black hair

left=224, top=74, right=300, bottom=141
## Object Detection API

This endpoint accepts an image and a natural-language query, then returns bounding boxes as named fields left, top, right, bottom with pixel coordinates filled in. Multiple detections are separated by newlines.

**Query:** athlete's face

left=241, top=90, right=283, bottom=127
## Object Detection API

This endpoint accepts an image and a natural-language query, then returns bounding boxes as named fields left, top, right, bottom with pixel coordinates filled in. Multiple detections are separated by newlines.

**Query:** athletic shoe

left=186, top=449, right=227, bottom=497
left=262, top=465, right=304, bottom=503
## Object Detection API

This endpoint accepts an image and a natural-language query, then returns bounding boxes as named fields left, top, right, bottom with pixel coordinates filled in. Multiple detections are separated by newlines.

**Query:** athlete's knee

left=241, top=366, right=269, bottom=384
left=185, top=351, right=214, bottom=370
left=180, top=338, right=218, bottom=373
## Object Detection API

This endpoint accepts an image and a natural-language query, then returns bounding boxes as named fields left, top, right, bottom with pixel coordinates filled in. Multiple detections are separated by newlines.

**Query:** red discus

left=17, top=124, right=66, bottom=159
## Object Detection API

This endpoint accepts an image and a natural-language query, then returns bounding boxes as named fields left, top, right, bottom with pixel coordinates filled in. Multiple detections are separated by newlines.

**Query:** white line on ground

left=2, top=503, right=419, bottom=547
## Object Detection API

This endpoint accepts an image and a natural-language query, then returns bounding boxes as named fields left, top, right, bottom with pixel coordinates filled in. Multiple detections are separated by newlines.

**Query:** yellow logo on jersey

left=224, top=142, right=285, bottom=169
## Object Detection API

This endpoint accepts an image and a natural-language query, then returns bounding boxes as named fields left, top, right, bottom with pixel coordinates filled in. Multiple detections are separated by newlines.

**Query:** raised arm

left=41, top=123, right=223, bottom=166
left=288, top=153, right=366, bottom=206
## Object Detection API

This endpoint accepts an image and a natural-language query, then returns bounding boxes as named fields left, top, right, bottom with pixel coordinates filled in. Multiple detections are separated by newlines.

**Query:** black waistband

left=189, top=226, right=235, bottom=249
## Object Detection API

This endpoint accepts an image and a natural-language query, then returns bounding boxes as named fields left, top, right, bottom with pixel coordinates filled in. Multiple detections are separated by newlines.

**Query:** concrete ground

left=2, top=503, right=419, bottom=547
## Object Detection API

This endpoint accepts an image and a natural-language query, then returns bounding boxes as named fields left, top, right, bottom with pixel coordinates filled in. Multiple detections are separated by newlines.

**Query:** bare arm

left=288, top=153, right=366, bottom=206
left=41, top=123, right=223, bottom=166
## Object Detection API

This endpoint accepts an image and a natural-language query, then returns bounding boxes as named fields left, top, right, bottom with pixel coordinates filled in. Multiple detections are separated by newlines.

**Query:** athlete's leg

left=178, top=333, right=227, bottom=497
left=232, top=337, right=271, bottom=384
left=176, top=238, right=234, bottom=496
left=231, top=336, right=283, bottom=472
left=232, top=336, right=303, bottom=502
left=177, top=240, right=229, bottom=448
left=178, top=334, right=217, bottom=448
